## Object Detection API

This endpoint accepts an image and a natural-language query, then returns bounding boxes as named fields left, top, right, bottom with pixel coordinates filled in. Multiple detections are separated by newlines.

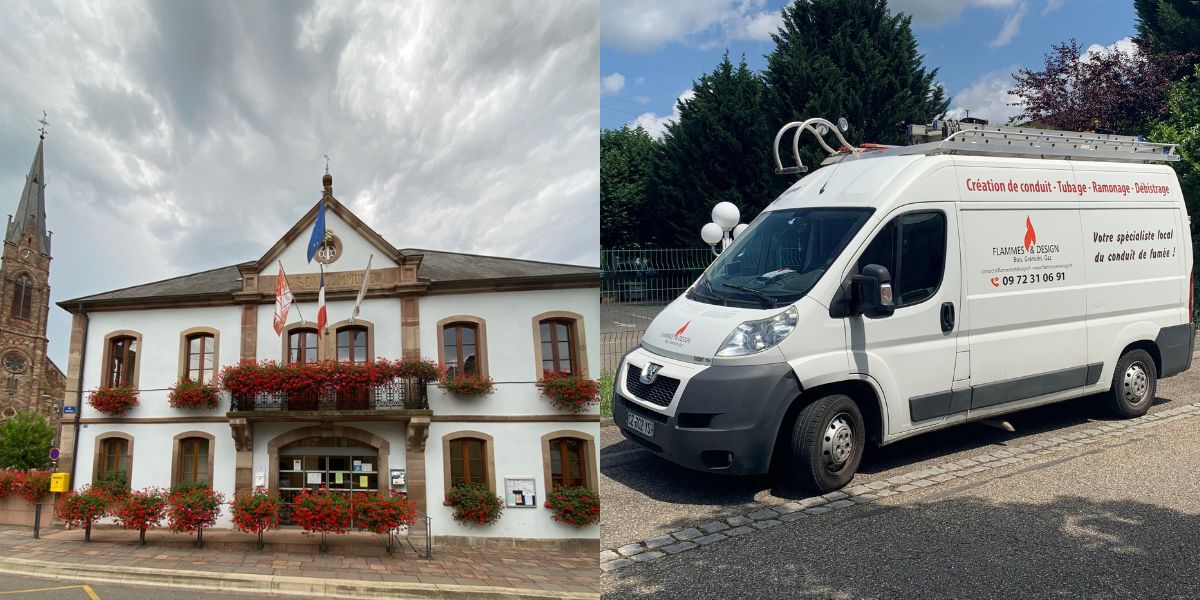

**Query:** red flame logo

left=674, top=321, right=692, bottom=338
left=1023, top=216, right=1036, bottom=251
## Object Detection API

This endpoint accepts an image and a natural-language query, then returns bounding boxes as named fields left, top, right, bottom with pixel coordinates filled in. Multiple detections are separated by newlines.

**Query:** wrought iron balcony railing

left=229, top=377, right=429, bottom=412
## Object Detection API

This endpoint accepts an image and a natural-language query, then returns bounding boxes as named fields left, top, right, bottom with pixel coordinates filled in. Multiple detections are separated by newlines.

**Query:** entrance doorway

left=277, top=437, right=380, bottom=524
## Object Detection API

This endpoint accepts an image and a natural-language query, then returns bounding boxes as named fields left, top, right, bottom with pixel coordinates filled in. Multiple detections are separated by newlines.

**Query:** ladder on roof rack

left=773, top=118, right=1180, bottom=175
left=902, top=122, right=1179, bottom=163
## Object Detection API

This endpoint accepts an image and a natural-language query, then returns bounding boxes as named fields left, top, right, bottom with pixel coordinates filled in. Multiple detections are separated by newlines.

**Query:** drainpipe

left=68, top=304, right=88, bottom=491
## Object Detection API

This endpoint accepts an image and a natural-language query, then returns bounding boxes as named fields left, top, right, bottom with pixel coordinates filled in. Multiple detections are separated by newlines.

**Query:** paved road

left=602, top=365, right=1200, bottom=598
left=0, top=573, right=260, bottom=599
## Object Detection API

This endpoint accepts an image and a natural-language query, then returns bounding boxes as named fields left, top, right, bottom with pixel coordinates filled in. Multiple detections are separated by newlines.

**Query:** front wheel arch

left=771, top=378, right=885, bottom=471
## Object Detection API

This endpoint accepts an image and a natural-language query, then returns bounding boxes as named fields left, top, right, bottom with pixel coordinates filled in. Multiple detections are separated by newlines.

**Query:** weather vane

left=37, top=111, right=48, bottom=140
left=324, top=154, right=330, bottom=175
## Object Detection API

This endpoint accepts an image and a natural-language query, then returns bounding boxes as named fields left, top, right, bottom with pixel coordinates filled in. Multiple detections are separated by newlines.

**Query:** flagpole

left=279, top=260, right=307, bottom=324
left=350, top=254, right=373, bottom=324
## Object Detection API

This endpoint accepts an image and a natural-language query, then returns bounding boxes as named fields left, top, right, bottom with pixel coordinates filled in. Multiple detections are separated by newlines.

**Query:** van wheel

left=1106, top=349, right=1157, bottom=418
left=789, top=394, right=865, bottom=493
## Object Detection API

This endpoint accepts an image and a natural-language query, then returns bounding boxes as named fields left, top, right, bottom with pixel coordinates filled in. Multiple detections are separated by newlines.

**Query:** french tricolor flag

left=316, top=265, right=327, bottom=332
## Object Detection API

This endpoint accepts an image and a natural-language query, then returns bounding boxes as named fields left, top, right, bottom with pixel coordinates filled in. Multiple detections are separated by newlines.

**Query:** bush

left=540, top=372, right=599, bottom=413
left=544, top=486, right=600, bottom=527
left=441, top=375, right=496, bottom=396
left=0, top=469, right=52, bottom=503
left=291, top=487, right=353, bottom=536
left=353, top=492, right=419, bottom=534
left=168, top=378, right=220, bottom=410
left=114, top=488, right=168, bottom=532
left=446, top=483, right=503, bottom=526
left=55, top=488, right=109, bottom=529
left=92, top=470, right=130, bottom=504
left=87, top=387, right=139, bottom=416
left=231, top=487, right=282, bottom=534
left=0, top=411, right=55, bottom=470
left=167, top=484, right=224, bottom=533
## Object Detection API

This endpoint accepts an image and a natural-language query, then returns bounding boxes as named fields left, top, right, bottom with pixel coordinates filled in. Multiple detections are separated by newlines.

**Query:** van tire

left=789, top=394, right=865, bottom=493
left=1106, top=349, right=1157, bottom=418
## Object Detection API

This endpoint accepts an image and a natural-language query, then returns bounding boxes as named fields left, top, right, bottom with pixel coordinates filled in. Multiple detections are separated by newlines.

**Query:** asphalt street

left=602, top=364, right=1200, bottom=599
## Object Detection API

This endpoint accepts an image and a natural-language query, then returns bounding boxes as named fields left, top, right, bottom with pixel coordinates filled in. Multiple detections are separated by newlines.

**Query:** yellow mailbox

left=49, top=472, right=70, bottom=493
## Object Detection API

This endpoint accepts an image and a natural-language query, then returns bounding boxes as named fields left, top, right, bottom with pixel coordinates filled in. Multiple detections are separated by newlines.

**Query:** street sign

left=48, top=447, right=60, bottom=461
left=62, top=406, right=75, bottom=415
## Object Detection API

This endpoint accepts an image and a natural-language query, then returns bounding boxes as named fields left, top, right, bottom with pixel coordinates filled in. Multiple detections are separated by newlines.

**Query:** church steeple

left=6, top=136, right=51, bottom=256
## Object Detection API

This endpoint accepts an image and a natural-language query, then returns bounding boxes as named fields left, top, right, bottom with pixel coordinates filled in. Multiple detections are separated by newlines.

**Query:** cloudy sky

left=602, top=0, right=1137, bottom=136
left=0, top=1, right=599, bottom=366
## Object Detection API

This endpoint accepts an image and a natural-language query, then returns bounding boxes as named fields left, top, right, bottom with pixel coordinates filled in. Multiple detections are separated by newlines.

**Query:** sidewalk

left=0, top=525, right=598, bottom=598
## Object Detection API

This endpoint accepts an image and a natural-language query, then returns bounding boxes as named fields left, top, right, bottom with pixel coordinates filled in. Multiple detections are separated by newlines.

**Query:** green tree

left=600, top=125, right=658, bottom=248
left=1135, top=0, right=1200, bottom=58
left=648, top=53, right=784, bottom=247
left=0, top=411, right=55, bottom=470
left=1150, top=66, right=1200, bottom=249
left=764, top=0, right=949, bottom=175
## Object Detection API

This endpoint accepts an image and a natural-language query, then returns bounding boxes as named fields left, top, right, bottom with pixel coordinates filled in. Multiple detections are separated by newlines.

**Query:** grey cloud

left=0, top=0, right=599, bottom=367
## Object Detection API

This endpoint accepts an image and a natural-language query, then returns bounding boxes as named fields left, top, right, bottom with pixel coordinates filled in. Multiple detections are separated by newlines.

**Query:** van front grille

left=625, top=364, right=680, bottom=408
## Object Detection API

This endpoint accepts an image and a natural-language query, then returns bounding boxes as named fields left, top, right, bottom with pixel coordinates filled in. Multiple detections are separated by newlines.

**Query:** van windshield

left=689, top=207, right=874, bottom=308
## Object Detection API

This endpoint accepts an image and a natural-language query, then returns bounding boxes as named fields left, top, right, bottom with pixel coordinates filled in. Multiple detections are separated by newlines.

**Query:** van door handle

left=940, top=302, right=955, bottom=332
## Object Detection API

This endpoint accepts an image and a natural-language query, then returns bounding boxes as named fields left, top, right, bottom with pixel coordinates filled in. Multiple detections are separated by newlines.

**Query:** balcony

left=228, top=378, right=430, bottom=417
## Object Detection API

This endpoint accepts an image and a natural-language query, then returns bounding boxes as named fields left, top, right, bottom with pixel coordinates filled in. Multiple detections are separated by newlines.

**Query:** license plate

left=626, top=412, right=656, bottom=438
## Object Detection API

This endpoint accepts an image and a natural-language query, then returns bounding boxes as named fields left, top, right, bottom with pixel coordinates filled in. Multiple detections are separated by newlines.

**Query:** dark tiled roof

left=60, top=251, right=596, bottom=307
left=404, top=248, right=597, bottom=282
left=59, top=263, right=249, bottom=306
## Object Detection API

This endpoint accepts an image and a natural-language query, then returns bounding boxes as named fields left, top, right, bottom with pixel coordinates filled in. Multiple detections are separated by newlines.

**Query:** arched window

left=442, top=323, right=479, bottom=378
left=448, top=437, right=487, bottom=486
left=105, top=336, right=138, bottom=387
left=287, top=328, right=319, bottom=365
left=94, top=433, right=133, bottom=489
left=547, top=437, right=588, bottom=490
left=336, top=326, right=368, bottom=363
left=10, top=274, right=32, bottom=320
left=539, top=319, right=577, bottom=375
left=176, top=437, right=211, bottom=486
left=185, top=333, right=215, bottom=383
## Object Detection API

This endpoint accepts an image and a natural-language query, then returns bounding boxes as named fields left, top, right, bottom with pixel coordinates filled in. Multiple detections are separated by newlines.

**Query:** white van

left=614, top=118, right=1194, bottom=492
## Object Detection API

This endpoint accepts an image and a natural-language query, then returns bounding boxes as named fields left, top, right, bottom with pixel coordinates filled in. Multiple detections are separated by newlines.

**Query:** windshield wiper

left=690, top=279, right=728, bottom=306
left=721, top=283, right=777, bottom=309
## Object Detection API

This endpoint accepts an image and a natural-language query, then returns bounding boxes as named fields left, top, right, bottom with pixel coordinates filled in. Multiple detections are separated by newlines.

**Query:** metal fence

left=600, top=248, right=713, bottom=375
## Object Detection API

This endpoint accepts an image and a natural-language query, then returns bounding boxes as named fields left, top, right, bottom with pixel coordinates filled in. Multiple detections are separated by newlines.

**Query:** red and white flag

left=316, top=264, right=328, bottom=332
left=273, top=262, right=294, bottom=335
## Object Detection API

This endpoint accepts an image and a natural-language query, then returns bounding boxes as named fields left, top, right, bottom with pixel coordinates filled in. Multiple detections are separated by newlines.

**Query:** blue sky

left=602, top=0, right=1139, bottom=135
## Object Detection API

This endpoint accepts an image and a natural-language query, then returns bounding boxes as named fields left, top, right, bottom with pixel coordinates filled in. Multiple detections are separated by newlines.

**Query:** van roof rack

left=898, top=121, right=1179, bottom=163
left=774, top=118, right=1180, bottom=174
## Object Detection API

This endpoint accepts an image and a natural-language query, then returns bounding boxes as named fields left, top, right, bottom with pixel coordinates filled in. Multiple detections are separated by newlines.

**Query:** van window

left=857, top=211, right=946, bottom=308
left=690, top=208, right=874, bottom=308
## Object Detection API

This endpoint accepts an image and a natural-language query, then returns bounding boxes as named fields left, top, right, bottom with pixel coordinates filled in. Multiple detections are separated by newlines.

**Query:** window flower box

left=87, top=387, right=138, bottom=416
left=446, top=483, right=504, bottom=526
left=544, top=486, right=600, bottom=527
left=168, top=378, right=220, bottom=410
left=539, top=372, right=599, bottom=413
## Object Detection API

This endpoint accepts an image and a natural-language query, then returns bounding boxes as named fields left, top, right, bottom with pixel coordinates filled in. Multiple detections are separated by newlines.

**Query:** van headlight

left=716, top=306, right=799, bottom=357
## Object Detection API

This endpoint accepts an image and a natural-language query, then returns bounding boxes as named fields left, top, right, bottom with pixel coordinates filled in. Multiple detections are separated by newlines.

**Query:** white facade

left=60, top=185, right=599, bottom=544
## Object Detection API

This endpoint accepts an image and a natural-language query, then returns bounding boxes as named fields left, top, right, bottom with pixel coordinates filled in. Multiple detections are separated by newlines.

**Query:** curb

left=600, top=417, right=615, bottom=428
left=0, top=555, right=597, bottom=600
left=601, top=401, right=1200, bottom=573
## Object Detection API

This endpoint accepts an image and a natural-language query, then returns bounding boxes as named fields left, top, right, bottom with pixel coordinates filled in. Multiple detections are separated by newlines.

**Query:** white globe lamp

left=701, top=222, right=724, bottom=246
left=711, top=202, right=740, bottom=230
left=732, top=223, right=749, bottom=239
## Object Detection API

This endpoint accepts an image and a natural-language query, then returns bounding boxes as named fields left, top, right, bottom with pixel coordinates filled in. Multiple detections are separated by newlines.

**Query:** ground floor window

left=277, top=437, right=378, bottom=525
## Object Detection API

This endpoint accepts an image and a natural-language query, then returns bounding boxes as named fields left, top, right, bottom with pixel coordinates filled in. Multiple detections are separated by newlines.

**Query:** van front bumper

left=613, top=350, right=801, bottom=475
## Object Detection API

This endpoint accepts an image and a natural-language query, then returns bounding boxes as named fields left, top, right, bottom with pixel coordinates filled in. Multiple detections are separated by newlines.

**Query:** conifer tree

left=647, top=53, right=784, bottom=247
left=764, top=0, right=949, bottom=175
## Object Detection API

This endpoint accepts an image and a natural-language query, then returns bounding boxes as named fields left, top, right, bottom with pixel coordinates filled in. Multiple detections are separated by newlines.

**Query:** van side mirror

left=850, top=264, right=895, bottom=318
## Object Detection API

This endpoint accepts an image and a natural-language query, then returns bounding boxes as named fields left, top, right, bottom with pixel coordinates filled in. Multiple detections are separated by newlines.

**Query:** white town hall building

left=56, top=172, right=599, bottom=547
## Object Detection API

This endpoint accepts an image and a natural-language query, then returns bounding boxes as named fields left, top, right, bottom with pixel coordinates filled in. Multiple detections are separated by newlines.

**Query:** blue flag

left=306, top=200, right=326, bottom=263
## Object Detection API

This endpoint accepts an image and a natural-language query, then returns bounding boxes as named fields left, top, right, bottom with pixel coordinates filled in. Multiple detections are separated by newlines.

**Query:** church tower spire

left=6, top=134, right=51, bottom=256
